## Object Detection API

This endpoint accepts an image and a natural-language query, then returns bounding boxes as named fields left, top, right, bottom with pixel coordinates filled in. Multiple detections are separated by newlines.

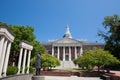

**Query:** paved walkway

left=110, top=71, right=120, bottom=76
left=44, top=76, right=102, bottom=80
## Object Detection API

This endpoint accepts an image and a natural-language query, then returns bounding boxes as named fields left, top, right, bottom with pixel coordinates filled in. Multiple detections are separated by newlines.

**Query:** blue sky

left=0, top=0, right=120, bottom=43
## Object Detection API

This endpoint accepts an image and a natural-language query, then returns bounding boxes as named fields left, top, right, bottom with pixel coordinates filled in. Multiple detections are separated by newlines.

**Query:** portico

left=0, top=25, right=15, bottom=77
left=17, top=41, right=33, bottom=74
left=52, top=43, right=83, bottom=61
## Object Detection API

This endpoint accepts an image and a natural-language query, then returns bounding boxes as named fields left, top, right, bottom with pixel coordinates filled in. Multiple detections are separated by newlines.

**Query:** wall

left=0, top=74, right=33, bottom=80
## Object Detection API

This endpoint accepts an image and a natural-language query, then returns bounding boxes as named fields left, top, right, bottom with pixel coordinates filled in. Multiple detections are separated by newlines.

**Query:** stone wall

left=41, top=71, right=101, bottom=77
left=41, top=71, right=71, bottom=76
left=0, top=74, right=33, bottom=80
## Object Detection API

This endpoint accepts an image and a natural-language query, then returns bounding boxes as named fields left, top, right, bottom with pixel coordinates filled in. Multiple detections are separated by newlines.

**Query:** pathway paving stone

left=44, top=76, right=102, bottom=80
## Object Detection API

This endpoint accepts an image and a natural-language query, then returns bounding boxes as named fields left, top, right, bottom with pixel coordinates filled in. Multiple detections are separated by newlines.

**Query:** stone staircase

left=55, top=61, right=78, bottom=69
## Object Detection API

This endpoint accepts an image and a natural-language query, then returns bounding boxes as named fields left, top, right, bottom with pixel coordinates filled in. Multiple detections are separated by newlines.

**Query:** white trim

left=0, top=28, right=14, bottom=42
left=19, top=42, right=33, bottom=50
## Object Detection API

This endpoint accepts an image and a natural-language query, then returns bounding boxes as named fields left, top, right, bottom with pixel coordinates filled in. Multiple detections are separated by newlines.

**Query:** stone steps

left=55, top=61, right=78, bottom=69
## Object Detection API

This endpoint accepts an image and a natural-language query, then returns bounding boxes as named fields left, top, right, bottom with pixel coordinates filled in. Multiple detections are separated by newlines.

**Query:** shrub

left=25, top=66, right=28, bottom=73
left=6, top=66, right=18, bottom=75
left=29, top=66, right=34, bottom=73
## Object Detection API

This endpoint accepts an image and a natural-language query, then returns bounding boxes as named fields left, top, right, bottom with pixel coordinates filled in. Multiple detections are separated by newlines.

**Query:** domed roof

left=63, top=25, right=72, bottom=39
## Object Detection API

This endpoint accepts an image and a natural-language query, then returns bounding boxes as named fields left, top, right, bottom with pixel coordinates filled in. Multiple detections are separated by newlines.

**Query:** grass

left=51, top=68, right=88, bottom=72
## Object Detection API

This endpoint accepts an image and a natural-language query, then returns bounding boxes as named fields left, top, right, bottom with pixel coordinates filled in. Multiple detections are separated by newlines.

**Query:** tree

left=92, top=48, right=120, bottom=71
left=98, top=14, right=120, bottom=59
left=30, top=40, right=46, bottom=58
left=74, top=50, right=94, bottom=69
left=7, top=24, right=45, bottom=66
left=41, top=53, right=60, bottom=70
left=74, top=48, right=120, bottom=71
left=9, top=25, right=35, bottom=52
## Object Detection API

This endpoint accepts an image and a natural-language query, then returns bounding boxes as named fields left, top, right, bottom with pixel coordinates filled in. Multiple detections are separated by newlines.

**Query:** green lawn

left=51, top=69, right=88, bottom=72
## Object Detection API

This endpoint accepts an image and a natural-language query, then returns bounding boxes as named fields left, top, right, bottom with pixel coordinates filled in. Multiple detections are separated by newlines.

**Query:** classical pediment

left=52, top=38, right=81, bottom=44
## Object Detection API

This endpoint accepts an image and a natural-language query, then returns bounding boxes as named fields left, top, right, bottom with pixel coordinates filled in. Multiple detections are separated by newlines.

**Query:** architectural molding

left=19, top=41, right=33, bottom=50
left=0, top=26, right=14, bottom=42
left=18, top=41, right=33, bottom=74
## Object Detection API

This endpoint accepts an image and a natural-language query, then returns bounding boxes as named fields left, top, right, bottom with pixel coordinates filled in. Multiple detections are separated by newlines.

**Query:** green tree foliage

left=98, top=14, right=120, bottom=59
left=1, top=22, right=46, bottom=67
left=30, top=53, right=60, bottom=69
left=74, top=48, right=120, bottom=71
left=8, top=24, right=45, bottom=60
left=41, top=53, right=60, bottom=68
left=31, top=40, right=46, bottom=58
left=9, top=25, right=35, bottom=52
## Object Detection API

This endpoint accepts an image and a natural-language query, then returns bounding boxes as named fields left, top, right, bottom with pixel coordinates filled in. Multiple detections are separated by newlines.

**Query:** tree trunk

left=98, top=66, right=100, bottom=72
left=106, top=68, right=110, bottom=73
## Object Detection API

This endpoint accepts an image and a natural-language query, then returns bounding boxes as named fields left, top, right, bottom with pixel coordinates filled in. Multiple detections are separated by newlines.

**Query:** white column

left=80, top=46, right=83, bottom=55
left=63, top=47, right=65, bottom=61
left=17, top=48, right=23, bottom=74
left=0, top=37, right=5, bottom=64
left=57, top=46, right=60, bottom=59
left=22, top=49, right=27, bottom=74
left=69, top=47, right=71, bottom=61
left=26, top=50, right=31, bottom=74
left=3, top=42, right=11, bottom=77
left=0, top=39, right=7, bottom=77
left=52, top=47, right=54, bottom=56
left=0, top=37, right=4, bottom=77
left=75, top=46, right=77, bottom=59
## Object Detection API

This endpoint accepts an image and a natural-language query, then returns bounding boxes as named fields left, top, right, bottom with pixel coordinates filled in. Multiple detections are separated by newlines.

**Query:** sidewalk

left=110, top=71, right=120, bottom=76
left=44, top=76, right=102, bottom=80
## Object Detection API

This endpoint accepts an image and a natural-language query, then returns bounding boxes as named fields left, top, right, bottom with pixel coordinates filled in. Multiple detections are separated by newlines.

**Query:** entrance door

left=65, top=54, right=69, bottom=61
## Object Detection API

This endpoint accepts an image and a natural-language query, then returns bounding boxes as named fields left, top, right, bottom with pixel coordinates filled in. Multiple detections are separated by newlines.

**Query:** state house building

left=42, top=25, right=104, bottom=69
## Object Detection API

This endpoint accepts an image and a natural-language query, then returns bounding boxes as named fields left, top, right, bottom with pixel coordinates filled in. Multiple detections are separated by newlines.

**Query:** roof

left=52, top=37, right=82, bottom=44
left=53, top=37, right=104, bottom=44
left=41, top=26, right=104, bottom=46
